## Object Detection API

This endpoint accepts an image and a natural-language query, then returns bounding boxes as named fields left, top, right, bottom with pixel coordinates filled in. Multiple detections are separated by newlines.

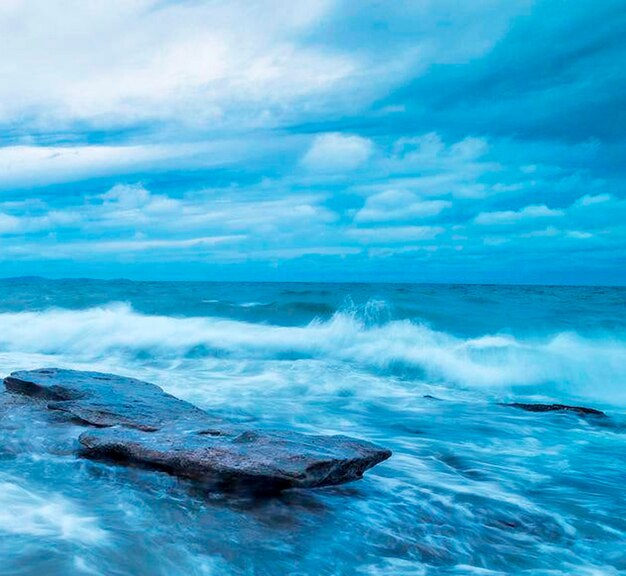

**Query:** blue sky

left=0, top=0, right=624, bottom=284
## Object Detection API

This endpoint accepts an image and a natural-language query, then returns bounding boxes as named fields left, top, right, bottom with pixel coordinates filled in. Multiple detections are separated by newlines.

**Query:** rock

left=79, top=427, right=391, bottom=491
left=4, top=368, right=391, bottom=490
left=4, top=368, right=218, bottom=431
left=503, top=402, right=606, bottom=417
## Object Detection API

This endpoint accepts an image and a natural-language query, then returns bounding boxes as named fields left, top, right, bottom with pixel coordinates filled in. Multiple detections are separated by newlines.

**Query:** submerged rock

left=503, top=402, right=606, bottom=417
left=4, top=368, right=391, bottom=491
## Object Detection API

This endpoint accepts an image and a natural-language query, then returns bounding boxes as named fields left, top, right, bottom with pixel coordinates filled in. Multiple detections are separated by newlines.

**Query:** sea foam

left=0, top=302, right=623, bottom=406
left=0, top=477, right=107, bottom=543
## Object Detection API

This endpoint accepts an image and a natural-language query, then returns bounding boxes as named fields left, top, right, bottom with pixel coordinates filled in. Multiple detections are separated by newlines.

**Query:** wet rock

left=79, top=426, right=391, bottom=491
left=503, top=402, right=606, bottom=417
left=4, top=368, right=391, bottom=490
left=5, top=368, right=217, bottom=431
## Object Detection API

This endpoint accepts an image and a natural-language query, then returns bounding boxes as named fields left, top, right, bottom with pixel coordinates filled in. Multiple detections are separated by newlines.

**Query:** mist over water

left=0, top=279, right=625, bottom=575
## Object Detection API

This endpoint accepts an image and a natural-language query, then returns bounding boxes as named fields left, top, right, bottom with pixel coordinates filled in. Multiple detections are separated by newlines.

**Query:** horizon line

left=0, top=275, right=623, bottom=289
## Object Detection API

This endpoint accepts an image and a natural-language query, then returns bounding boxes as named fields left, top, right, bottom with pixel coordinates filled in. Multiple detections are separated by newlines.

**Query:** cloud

left=0, top=182, right=340, bottom=265
left=347, top=225, right=444, bottom=244
left=0, top=143, right=215, bottom=188
left=467, top=193, right=626, bottom=259
left=0, top=208, right=80, bottom=235
left=354, top=132, right=498, bottom=199
left=389, top=133, right=489, bottom=169
left=474, top=204, right=564, bottom=225
left=0, top=134, right=299, bottom=189
left=354, top=190, right=451, bottom=223
left=386, top=0, right=626, bottom=143
left=574, top=193, right=613, bottom=207
left=100, top=184, right=180, bottom=216
left=301, top=133, right=373, bottom=173
left=59, top=236, right=245, bottom=254
left=0, top=213, right=20, bottom=234
left=0, top=0, right=352, bottom=129
left=0, top=1, right=624, bottom=283
left=0, top=0, right=531, bottom=136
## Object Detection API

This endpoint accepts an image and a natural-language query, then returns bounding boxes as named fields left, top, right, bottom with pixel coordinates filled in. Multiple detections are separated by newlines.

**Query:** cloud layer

left=0, top=0, right=624, bottom=284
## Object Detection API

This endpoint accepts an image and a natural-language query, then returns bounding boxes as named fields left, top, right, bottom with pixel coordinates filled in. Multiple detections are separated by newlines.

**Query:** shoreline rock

left=4, top=368, right=391, bottom=491
left=79, top=426, right=390, bottom=491
left=4, top=368, right=218, bottom=431
left=502, top=402, right=606, bottom=417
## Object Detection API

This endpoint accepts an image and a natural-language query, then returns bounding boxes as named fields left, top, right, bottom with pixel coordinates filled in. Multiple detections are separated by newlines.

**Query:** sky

left=0, top=0, right=624, bottom=284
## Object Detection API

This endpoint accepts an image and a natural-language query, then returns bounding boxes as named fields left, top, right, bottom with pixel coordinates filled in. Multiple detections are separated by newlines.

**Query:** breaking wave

left=0, top=302, right=623, bottom=406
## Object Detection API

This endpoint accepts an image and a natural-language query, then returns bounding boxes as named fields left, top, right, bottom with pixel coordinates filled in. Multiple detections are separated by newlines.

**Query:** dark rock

left=79, top=427, right=391, bottom=491
left=4, top=368, right=391, bottom=490
left=503, top=402, right=606, bottom=417
left=5, top=368, right=219, bottom=431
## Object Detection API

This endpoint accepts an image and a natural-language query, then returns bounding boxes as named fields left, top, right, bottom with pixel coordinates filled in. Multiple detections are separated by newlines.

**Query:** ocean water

left=0, top=278, right=624, bottom=575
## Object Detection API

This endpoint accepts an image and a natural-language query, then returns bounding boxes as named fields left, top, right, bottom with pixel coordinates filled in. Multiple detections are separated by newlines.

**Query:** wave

left=0, top=476, right=107, bottom=543
left=0, top=302, right=624, bottom=405
left=200, top=298, right=337, bottom=316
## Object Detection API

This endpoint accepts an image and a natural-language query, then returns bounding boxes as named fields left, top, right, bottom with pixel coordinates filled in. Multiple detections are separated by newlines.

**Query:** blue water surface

left=0, top=278, right=624, bottom=575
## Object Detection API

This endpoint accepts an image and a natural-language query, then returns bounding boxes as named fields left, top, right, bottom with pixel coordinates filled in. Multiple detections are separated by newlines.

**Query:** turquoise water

left=0, top=278, right=625, bottom=575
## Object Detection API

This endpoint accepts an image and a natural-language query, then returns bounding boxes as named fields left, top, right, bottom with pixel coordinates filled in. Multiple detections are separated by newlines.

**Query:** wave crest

left=0, top=302, right=624, bottom=405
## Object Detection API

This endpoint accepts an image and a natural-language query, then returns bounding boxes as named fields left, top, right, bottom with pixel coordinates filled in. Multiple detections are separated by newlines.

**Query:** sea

left=0, top=278, right=624, bottom=575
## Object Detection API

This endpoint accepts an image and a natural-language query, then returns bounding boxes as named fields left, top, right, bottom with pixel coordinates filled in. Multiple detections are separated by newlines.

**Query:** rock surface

left=4, top=368, right=391, bottom=490
left=80, top=427, right=390, bottom=490
left=5, top=368, right=216, bottom=431
left=503, top=402, right=606, bottom=417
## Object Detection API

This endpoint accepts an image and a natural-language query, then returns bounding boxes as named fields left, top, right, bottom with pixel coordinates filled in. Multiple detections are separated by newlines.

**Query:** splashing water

left=0, top=279, right=624, bottom=575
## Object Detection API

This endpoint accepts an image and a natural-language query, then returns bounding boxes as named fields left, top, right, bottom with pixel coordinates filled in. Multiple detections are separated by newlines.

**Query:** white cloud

left=0, top=0, right=351, bottom=127
left=0, top=183, right=339, bottom=251
left=0, top=136, right=282, bottom=188
left=354, top=190, right=451, bottom=223
left=0, top=213, right=20, bottom=234
left=347, top=225, right=444, bottom=244
left=100, top=184, right=180, bottom=215
left=520, top=226, right=561, bottom=238
left=69, top=236, right=245, bottom=254
left=222, top=246, right=362, bottom=261
left=387, top=133, right=490, bottom=171
left=0, top=143, right=222, bottom=188
left=0, top=1, right=527, bottom=132
left=574, top=193, right=613, bottom=207
left=352, top=132, right=499, bottom=199
left=469, top=192, right=626, bottom=251
left=0, top=209, right=80, bottom=236
left=474, top=204, right=563, bottom=225
left=566, top=230, right=594, bottom=239
left=301, top=133, right=374, bottom=173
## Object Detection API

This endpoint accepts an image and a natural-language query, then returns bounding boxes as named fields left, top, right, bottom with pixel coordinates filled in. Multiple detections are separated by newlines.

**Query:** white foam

left=0, top=303, right=623, bottom=406
left=0, top=478, right=107, bottom=543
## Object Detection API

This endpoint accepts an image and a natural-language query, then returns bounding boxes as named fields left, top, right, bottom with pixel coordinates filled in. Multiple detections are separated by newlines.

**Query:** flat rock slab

left=503, top=403, right=606, bottom=417
left=5, top=368, right=216, bottom=431
left=4, top=368, right=391, bottom=490
left=80, top=427, right=391, bottom=490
